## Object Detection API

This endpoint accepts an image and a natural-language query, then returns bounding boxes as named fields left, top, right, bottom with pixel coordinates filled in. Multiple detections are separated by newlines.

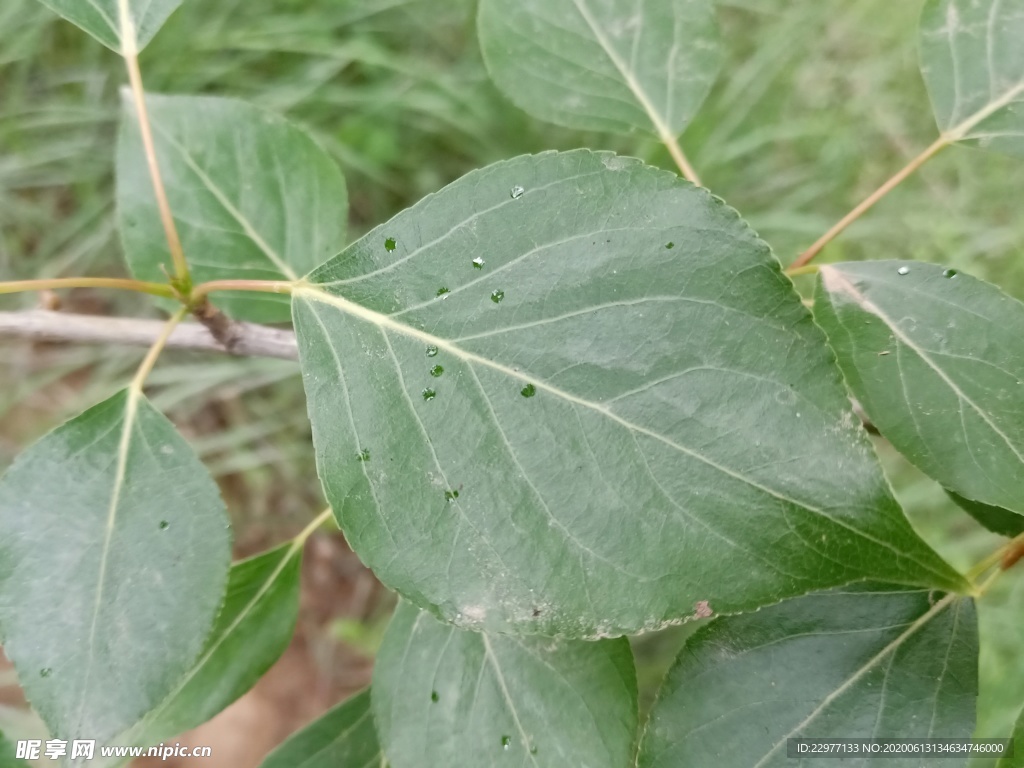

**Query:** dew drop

left=943, top=268, right=958, bottom=278
left=426, top=345, right=439, bottom=357
left=430, top=365, right=444, bottom=377
left=501, top=736, right=512, bottom=750
left=445, top=489, right=460, bottom=502
left=520, top=383, right=536, bottom=398
left=357, top=449, right=370, bottom=462
left=665, top=242, right=675, bottom=249
left=897, top=266, right=910, bottom=276
left=436, top=287, right=450, bottom=297
left=530, top=746, right=539, bottom=755
left=384, top=237, right=397, bottom=252
left=490, top=289, right=505, bottom=303
left=40, top=668, right=52, bottom=678
left=472, top=257, right=485, bottom=269
left=422, top=388, right=436, bottom=401
left=159, top=520, right=169, bottom=530
left=431, top=691, right=439, bottom=703
left=510, top=185, right=525, bottom=199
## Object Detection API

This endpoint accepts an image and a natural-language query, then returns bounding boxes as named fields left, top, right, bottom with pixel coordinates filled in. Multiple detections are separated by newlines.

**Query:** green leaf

left=947, top=490, right=1024, bottom=539
left=920, top=0, right=1024, bottom=156
left=815, top=261, right=1024, bottom=516
left=118, top=93, right=348, bottom=322
left=373, top=601, right=637, bottom=767
left=119, top=543, right=301, bottom=750
left=259, top=689, right=383, bottom=768
left=997, top=707, right=1024, bottom=767
left=36, top=0, right=181, bottom=54
left=638, top=584, right=978, bottom=768
left=478, top=0, right=721, bottom=139
left=0, top=731, right=30, bottom=768
left=294, top=149, right=964, bottom=639
left=0, top=391, right=231, bottom=745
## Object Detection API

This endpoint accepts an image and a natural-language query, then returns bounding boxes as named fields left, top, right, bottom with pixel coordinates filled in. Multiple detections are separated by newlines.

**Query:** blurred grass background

left=1, top=0, right=1022, bottom=757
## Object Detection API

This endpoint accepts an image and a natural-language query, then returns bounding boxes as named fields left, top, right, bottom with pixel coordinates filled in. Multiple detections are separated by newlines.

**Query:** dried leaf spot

left=692, top=600, right=713, bottom=619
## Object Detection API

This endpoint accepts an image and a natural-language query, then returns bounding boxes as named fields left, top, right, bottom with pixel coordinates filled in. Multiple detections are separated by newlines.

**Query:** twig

left=0, top=310, right=298, bottom=361
left=787, top=136, right=949, bottom=272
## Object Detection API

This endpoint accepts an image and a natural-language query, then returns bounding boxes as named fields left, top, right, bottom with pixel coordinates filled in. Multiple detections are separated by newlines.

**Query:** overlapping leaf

left=259, top=689, right=383, bottom=768
left=373, top=601, right=636, bottom=767
left=35, top=0, right=181, bottom=53
left=0, top=391, right=231, bottom=750
left=639, top=584, right=978, bottom=767
left=113, top=543, right=301, bottom=757
left=920, top=0, right=1024, bottom=155
left=118, top=93, right=348, bottom=322
left=815, top=261, right=1024, bottom=516
left=293, top=149, right=964, bottom=638
left=948, top=491, right=1024, bottom=538
left=478, top=0, right=721, bottom=138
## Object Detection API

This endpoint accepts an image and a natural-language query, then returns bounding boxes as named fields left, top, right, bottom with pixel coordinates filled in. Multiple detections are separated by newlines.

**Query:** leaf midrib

left=74, top=387, right=141, bottom=737
left=569, top=0, right=675, bottom=141
left=749, top=593, right=958, bottom=768
left=822, top=266, right=1024, bottom=468
left=295, top=284, right=959, bottom=587
left=149, top=120, right=300, bottom=281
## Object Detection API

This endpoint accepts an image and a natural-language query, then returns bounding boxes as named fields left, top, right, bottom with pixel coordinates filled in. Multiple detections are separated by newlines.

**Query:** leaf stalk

left=787, top=136, right=950, bottom=272
left=0, top=278, right=176, bottom=299
left=119, top=0, right=190, bottom=290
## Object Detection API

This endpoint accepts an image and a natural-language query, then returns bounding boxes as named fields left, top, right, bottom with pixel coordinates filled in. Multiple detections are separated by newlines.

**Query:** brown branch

left=0, top=310, right=298, bottom=361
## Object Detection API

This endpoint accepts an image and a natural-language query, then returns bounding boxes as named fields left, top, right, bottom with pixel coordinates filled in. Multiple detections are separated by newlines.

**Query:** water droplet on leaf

left=430, top=365, right=444, bottom=377
left=490, top=289, right=505, bottom=303
left=384, top=237, right=397, bottom=252
left=943, top=268, right=958, bottom=278
left=445, top=489, right=459, bottom=502
left=472, top=257, right=485, bottom=269
left=665, top=242, right=675, bottom=249
left=510, top=185, right=524, bottom=199
left=431, top=691, right=439, bottom=703
left=40, top=668, right=52, bottom=678
left=520, top=384, right=536, bottom=398
left=501, top=736, right=512, bottom=749
left=159, top=520, right=169, bottom=530
left=436, top=287, right=450, bottom=297
left=897, top=266, right=910, bottom=276
left=422, top=388, right=436, bottom=401
left=426, top=345, right=439, bottom=357
left=357, top=449, right=370, bottom=462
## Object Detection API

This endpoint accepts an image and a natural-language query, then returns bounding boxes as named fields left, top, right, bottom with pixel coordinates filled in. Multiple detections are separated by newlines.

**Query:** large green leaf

left=478, top=0, right=721, bottom=139
left=0, top=391, right=231, bottom=748
left=259, top=689, right=383, bottom=768
left=920, top=0, right=1024, bottom=156
left=293, top=150, right=964, bottom=638
left=373, top=601, right=636, bottom=767
left=111, top=543, right=301, bottom=757
left=815, top=261, right=1024, bottom=516
left=35, top=0, right=180, bottom=53
left=638, top=584, right=978, bottom=768
left=118, top=93, right=348, bottom=322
